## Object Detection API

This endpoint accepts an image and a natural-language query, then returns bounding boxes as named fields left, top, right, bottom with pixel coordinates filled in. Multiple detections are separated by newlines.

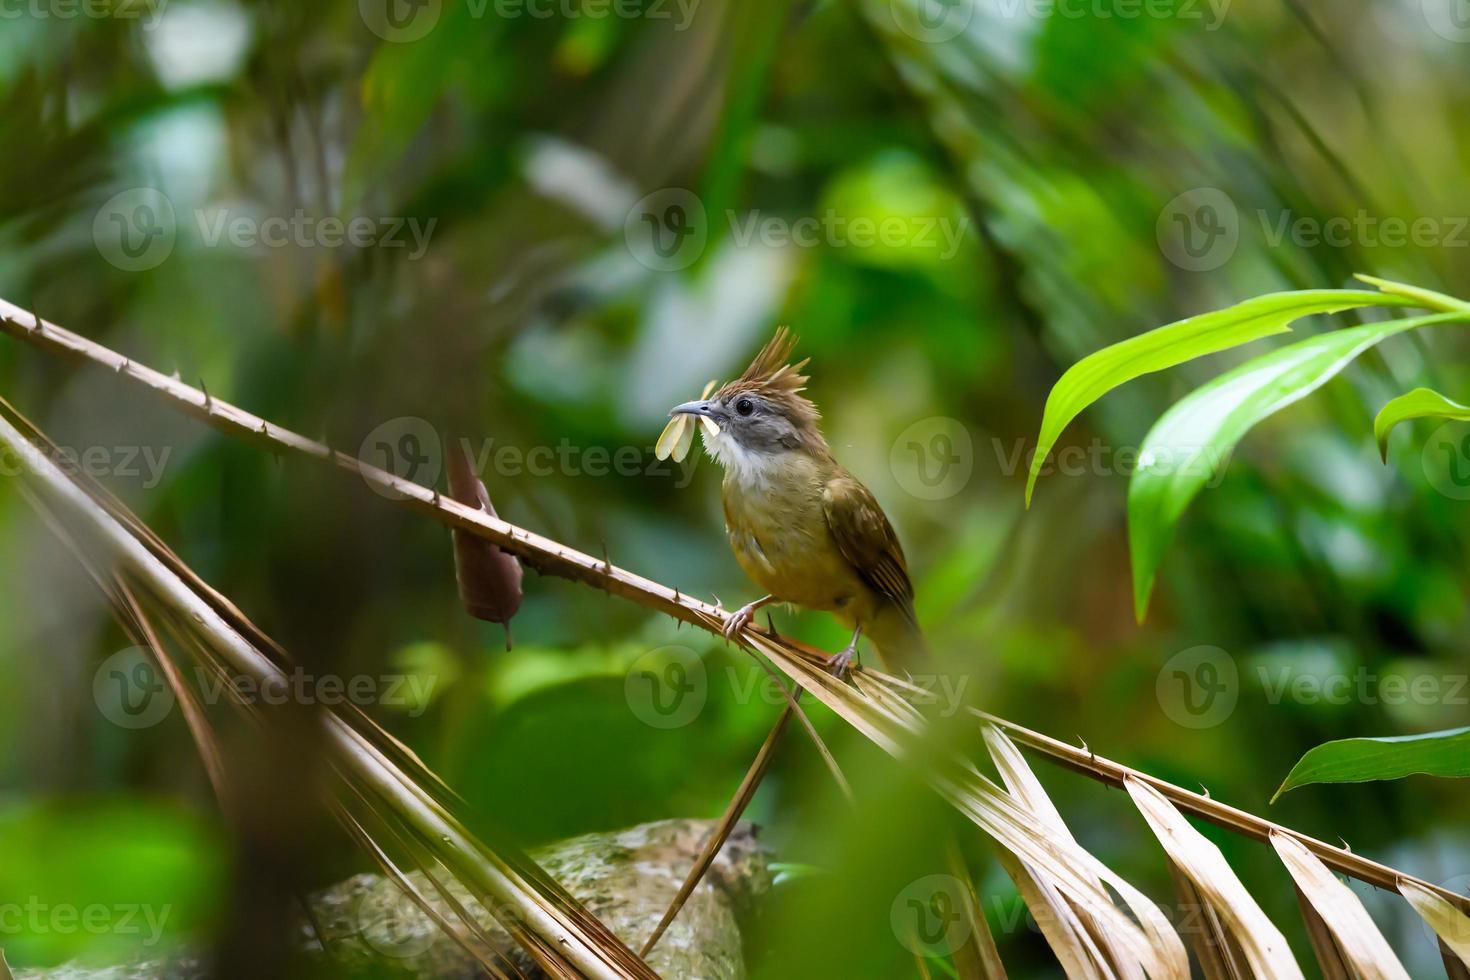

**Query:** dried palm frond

left=1270, top=831, right=1409, bottom=980
left=985, top=725, right=1151, bottom=980
left=746, top=632, right=1189, bottom=980
left=0, top=408, right=656, bottom=980
left=1401, top=879, right=1470, bottom=971
left=640, top=696, right=798, bottom=958
left=1124, top=778, right=1302, bottom=980
left=944, top=841, right=1008, bottom=980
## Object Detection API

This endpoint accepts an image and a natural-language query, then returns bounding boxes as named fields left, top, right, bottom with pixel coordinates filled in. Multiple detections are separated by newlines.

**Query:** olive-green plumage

left=669, top=328, right=925, bottom=671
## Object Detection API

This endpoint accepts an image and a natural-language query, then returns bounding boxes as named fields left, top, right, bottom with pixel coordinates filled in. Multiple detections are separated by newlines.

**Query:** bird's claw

left=722, top=601, right=761, bottom=642
left=827, top=646, right=858, bottom=679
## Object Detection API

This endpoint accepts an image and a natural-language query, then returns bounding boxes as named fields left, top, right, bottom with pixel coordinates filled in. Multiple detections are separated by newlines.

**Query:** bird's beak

left=669, top=400, right=713, bottom=418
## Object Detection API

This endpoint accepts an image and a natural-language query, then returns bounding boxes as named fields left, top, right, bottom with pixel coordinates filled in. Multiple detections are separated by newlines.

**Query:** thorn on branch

left=200, top=379, right=212, bottom=412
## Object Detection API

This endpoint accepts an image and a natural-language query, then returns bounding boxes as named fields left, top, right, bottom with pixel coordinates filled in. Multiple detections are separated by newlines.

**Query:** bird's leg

left=827, top=626, right=863, bottom=678
left=722, top=595, right=775, bottom=641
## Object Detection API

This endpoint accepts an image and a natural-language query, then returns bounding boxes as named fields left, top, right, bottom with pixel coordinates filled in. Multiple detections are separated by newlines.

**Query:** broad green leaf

left=1374, top=387, right=1470, bottom=461
left=1273, top=727, right=1470, bottom=801
left=1129, top=311, right=1470, bottom=621
left=1026, top=289, right=1413, bottom=506
left=1354, top=274, right=1470, bottom=314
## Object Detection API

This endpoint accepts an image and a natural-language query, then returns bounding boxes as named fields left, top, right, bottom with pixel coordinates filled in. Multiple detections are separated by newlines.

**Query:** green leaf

left=1374, top=387, right=1470, bottom=461
left=1273, top=727, right=1470, bottom=801
left=1354, top=274, right=1470, bottom=314
left=1026, top=289, right=1413, bottom=506
left=1128, top=311, right=1470, bottom=621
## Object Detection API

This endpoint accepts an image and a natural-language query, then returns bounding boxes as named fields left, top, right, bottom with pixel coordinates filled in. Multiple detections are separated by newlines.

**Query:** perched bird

left=666, top=328, right=925, bottom=673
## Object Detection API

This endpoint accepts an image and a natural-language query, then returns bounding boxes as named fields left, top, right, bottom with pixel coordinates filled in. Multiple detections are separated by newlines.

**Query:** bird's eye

left=735, top=398, right=754, bottom=417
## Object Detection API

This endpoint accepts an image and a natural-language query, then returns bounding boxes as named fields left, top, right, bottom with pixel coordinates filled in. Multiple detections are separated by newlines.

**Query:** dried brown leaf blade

left=1269, top=832, right=1408, bottom=980
left=1125, top=779, right=1303, bottom=980
left=1400, top=879, right=1470, bottom=970
left=746, top=634, right=1188, bottom=980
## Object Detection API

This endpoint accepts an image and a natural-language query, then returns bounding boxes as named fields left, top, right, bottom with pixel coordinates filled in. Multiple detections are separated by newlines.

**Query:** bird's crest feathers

left=738, top=326, right=809, bottom=392
left=717, top=327, right=820, bottom=427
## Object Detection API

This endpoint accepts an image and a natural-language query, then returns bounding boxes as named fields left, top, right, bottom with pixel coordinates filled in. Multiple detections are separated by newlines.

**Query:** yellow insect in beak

left=655, top=379, right=719, bottom=462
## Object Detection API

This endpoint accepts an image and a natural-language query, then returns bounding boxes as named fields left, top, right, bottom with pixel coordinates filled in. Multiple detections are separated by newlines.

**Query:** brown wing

left=821, top=473, right=916, bottom=618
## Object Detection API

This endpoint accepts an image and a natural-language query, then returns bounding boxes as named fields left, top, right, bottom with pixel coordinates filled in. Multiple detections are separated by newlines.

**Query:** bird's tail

left=867, top=601, right=929, bottom=673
